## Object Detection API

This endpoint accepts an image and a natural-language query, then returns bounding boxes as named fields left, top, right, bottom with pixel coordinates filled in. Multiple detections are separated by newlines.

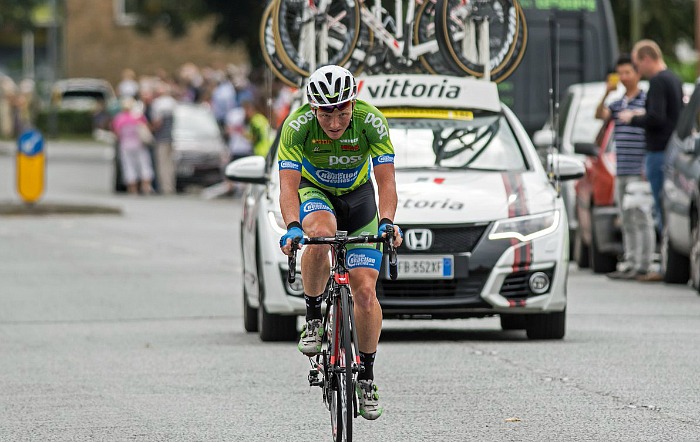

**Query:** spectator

left=112, top=97, right=154, bottom=195
left=117, top=68, right=140, bottom=99
left=242, top=97, right=272, bottom=158
left=596, top=55, right=660, bottom=281
left=211, top=71, right=237, bottom=140
left=619, top=40, right=684, bottom=239
left=150, top=81, right=178, bottom=194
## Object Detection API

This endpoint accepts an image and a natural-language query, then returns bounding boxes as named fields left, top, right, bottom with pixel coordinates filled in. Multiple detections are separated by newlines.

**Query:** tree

left=611, top=0, right=694, bottom=57
left=0, top=0, right=46, bottom=31
left=133, top=0, right=266, bottom=66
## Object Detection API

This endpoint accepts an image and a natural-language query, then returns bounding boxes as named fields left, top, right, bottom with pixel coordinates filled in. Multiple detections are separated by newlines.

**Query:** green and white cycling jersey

left=278, top=100, right=395, bottom=196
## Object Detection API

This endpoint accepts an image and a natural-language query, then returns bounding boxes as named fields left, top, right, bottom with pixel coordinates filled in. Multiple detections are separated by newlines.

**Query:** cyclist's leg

left=298, top=186, right=336, bottom=355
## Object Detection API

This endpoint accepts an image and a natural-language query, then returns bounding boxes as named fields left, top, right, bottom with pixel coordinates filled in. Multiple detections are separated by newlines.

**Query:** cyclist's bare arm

left=373, top=163, right=403, bottom=248
left=279, top=169, right=302, bottom=255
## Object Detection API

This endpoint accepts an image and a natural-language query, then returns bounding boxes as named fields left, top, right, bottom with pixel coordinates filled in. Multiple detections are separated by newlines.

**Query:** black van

left=498, top=0, right=619, bottom=135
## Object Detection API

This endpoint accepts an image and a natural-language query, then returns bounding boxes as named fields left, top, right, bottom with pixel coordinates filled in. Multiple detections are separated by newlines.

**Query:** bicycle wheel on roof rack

left=260, top=1, right=304, bottom=88
left=274, top=0, right=362, bottom=77
left=435, top=0, right=527, bottom=82
left=415, top=0, right=461, bottom=76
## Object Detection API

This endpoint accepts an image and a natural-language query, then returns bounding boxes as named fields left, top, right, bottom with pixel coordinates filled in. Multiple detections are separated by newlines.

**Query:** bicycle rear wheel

left=274, top=0, right=361, bottom=77
left=435, top=0, right=527, bottom=82
left=329, top=286, right=354, bottom=442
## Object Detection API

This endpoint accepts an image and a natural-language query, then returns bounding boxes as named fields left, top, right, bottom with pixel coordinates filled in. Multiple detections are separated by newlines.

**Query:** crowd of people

left=105, top=63, right=295, bottom=195
left=596, top=39, right=684, bottom=282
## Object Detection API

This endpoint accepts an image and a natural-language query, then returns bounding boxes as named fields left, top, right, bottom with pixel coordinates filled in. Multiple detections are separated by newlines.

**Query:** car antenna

left=547, top=14, right=562, bottom=196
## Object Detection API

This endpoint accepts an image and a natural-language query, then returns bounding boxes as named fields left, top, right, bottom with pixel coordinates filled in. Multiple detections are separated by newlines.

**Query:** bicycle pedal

left=308, top=369, right=322, bottom=387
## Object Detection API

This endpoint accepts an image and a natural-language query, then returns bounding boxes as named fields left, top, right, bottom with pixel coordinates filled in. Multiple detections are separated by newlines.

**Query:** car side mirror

left=224, top=156, right=267, bottom=184
left=532, top=129, right=554, bottom=148
left=547, top=153, right=586, bottom=181
left=574, top=142, right=598, bottom=157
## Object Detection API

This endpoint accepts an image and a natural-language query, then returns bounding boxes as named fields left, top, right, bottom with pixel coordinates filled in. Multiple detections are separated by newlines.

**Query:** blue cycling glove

left=280, top=221, right=305, bottom=248
left=378, top=218, right=402, bottom=238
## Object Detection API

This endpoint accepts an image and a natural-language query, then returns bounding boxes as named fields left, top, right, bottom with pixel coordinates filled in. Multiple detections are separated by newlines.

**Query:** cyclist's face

left=314, top=101, right=354, bottom=139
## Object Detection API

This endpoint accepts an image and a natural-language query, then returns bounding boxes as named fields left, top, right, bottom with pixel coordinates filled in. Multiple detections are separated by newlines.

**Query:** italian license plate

left=389, top=255, right=454, bottom=279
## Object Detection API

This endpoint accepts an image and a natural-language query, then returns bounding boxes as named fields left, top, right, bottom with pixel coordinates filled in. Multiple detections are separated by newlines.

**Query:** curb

left=0, top=201, right=123, bottom=216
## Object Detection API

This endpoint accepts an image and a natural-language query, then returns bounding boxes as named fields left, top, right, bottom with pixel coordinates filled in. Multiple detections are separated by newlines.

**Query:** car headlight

left=488, top=210, right=560, bottom=242
left=268, top=211, right=287, bottom=234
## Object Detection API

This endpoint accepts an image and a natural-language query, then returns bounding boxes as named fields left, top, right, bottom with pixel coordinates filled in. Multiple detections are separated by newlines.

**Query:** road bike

left=267, top=0, right=527, bottom=83
left=288, top=228, right=398, bottom=442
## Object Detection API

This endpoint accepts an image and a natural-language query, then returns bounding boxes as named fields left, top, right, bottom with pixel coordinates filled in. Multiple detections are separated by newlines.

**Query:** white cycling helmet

left=306, top=65, right=357, bottom=108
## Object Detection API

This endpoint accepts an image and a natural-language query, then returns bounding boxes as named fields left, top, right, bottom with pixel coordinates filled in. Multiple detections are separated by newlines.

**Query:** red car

left=572, top=119, right=622, bottom=273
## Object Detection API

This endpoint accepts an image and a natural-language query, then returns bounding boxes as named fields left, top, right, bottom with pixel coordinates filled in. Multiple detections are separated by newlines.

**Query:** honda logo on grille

left=405, top=229, right=433, bottom=250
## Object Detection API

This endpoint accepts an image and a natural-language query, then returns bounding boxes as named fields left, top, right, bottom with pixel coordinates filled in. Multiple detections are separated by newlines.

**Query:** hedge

left=35, top=109, right=94, bottom=136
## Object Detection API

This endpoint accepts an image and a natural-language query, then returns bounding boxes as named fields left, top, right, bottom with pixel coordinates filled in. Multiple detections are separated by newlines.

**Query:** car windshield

left=386, top=113, right=527, bottom=171
left=571, top=89, right=605, bottom=144
left=173, top=106, right=221, bottom=139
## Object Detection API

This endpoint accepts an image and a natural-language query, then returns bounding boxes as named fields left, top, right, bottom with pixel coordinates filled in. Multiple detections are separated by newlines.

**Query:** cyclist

left=278, top=65, right=402, bottom=420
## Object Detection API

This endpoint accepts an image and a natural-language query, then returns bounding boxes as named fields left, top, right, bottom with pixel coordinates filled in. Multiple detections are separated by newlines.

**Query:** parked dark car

left=114, top=103, right=227, bottom=193
left=662, top=83, right=700, bottom=291
left=573, top=119, right=621, bottom=273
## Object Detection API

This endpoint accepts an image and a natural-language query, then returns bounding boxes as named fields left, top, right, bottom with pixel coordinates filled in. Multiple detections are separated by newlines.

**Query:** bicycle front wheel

left=274, top=0, right=361, bottom=77
left=329, top=286, right=354, bottom=442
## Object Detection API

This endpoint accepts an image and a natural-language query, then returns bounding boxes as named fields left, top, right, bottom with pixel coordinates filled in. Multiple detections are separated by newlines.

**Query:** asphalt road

left=1, top=140, right=700, bottom=441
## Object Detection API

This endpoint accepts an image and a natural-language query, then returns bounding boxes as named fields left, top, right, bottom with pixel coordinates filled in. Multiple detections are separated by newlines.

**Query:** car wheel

left=573, top=227, right=590, bottom=269
left=689, top=217, right=700, bottom=293
left=661, top=224, right=690, bottom=284
left=500, top=314, right=527, bottom=330
left=589, top=211, right=617, bottom=274
left=256, top=239, right=298, bottom=342
left=525, top=310, right=566, bottom=340
left=241, top=230, right=258, bottom=333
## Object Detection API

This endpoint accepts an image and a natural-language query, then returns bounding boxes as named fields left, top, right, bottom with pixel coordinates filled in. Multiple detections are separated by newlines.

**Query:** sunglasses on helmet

left=314, top=101, right=353, bottom=114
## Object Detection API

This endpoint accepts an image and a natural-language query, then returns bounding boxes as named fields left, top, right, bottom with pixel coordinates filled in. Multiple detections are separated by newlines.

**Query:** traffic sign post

left=16, top=129, right=45, bottom=204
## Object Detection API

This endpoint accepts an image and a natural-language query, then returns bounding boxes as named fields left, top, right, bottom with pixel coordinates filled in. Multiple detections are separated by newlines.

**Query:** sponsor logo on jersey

left=316, top=170, right=359, bottom=184
left=312, top=139, right=332, bottom=144
left=288, top=110, right=315, bottom=132
left=347, top=253, right=376, bottom=268
left=341, top=144, right=360, bottom=151
left=279, top=160, right=301, bottom=170
left=313, top=146, right=331, bottom=153
left=339, top=137, right=359, bottom=144
left=364, top=112, right=389, bottom=140
left=358, top=78, right=460, bottom=100
left=329, top=155, right=363, bottom=166
left=376, top=154, right=393, bottom=164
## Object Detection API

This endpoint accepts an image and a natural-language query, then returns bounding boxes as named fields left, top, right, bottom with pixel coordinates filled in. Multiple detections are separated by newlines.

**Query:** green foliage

left=35, top=110, right=94, bottom=136
left=611, top=0, right=694, bottom=56
left=0, top=0, right=45, bottom=31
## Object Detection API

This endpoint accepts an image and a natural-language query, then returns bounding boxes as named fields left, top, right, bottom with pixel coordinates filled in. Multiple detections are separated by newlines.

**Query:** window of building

left=113, top=0, right=139, bottom=26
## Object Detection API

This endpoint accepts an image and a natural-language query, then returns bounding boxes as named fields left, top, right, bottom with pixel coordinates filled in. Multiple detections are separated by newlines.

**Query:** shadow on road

left=379, top=327, right=529, bottom=342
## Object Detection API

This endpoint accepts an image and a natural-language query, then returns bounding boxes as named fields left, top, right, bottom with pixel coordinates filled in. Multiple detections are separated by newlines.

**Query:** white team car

left=227, top=75, right=584, bottom=342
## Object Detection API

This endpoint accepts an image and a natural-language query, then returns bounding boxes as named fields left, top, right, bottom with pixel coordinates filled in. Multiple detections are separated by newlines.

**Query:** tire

left=589, top=211, right=617, bottom=274
left=415, top=0, right=461, bottom=75
left=435, top=0, right=527, bottom=82
left=526, top=310, right=566, bottom=340
left=500, top=313, right=527, bottom=330
left=260, top=2, right=304, bottom=88
left=661, top=224, right=690, bottom=284
left=328, top=288, right=354, bottom=442
left=274, top=0, right=361, bottom=77
left=241, top=229, right=258, bottom=333
left=573, top=227, right=590, bottom=269
left=691, top=215, right=700, bottom=294
left=256, top=237, right=298, bottom=342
